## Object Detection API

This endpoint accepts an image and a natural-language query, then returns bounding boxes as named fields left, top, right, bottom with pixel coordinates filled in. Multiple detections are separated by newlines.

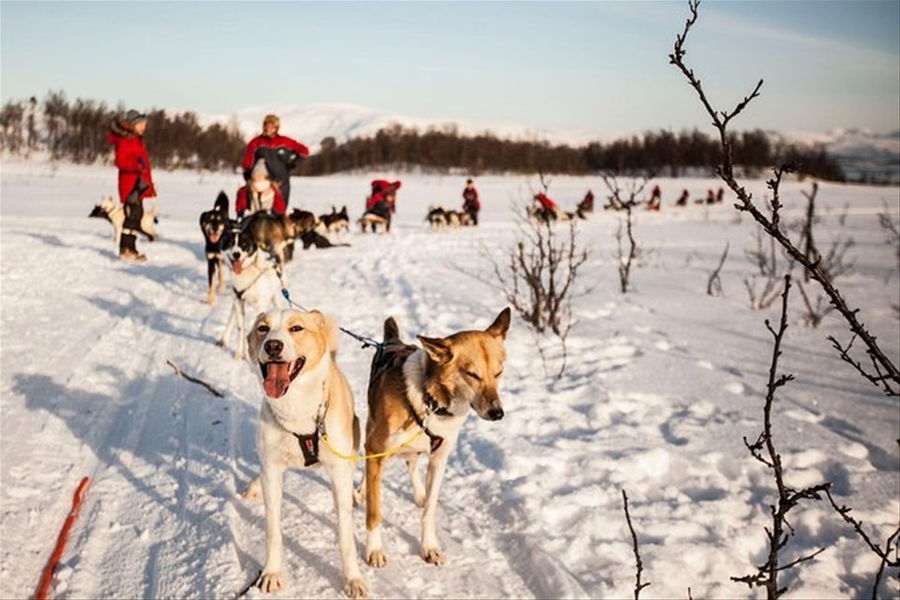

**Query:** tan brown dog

left=243, top=213, right=297, bottom=265
left=362, top=308, right=511, bottom=568
left=243, top=309, right=368, bottom=598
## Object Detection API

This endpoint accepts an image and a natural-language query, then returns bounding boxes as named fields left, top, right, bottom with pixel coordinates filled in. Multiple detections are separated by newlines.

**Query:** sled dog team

left=99, top=110, right=512, bottom=598
left=240, top=306, right=510, bottom=598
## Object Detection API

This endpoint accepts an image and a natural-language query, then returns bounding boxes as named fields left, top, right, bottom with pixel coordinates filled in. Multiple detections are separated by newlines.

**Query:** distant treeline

left=299, top=123, right=845, bottom=181
left=0, top=92, right=244, bottom=170
left=1, top=92, right=845, bottom=181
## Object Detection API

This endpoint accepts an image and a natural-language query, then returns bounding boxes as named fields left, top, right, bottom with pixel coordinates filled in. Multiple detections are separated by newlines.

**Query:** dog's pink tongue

left=264, top=362, right=291, bottom=398
left=232, top=258, right=243, bottom=274
left=210, top=232, right=221, bottom=243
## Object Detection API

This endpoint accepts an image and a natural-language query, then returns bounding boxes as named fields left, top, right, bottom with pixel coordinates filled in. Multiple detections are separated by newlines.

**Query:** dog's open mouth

left=231, top=257, right=243, bottom=274
left=260, top=357, right=306, bottom=398
left=209, top=231, right=221, bottom=243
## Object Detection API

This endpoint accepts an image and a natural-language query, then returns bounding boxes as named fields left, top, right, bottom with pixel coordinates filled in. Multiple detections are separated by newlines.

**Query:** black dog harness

left=369, top=343, right=451, bottom=453
left=293, top=431, right=320, bottom=466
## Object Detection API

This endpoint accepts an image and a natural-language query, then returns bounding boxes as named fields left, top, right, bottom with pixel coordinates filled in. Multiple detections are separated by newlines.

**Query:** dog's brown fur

left=363, top=308, right=510, bottom=567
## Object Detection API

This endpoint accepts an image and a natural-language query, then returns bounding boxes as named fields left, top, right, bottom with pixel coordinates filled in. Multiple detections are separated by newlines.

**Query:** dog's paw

left=366, top=549, right=387, bottom=568
left=257, top=572, right=283, bottom=593
left=413, top=491, right=426, bottom=508
left=234, top=352, right=244, bottom=361
left=215, top=339, right=226, bottom=348
left=420, top=546, right=445, bottom=566
left=241, top=477, right=261, bottom=500
left=343, top=577, right=369, bottom=599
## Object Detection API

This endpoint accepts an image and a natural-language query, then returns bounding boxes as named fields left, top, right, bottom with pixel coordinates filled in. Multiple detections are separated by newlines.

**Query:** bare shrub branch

left=622, top=490, right=651, bottom=600
left=479, top=205, right=589, bottom=377
left=602, top=173, right=649, bottom=293
left=707, top=242, right=730, bottom=296
left=731, top=276, right=831, bottom=599
left=824, top=487, right=900, bottom=600
left=670, top=0, right=899, bottom=396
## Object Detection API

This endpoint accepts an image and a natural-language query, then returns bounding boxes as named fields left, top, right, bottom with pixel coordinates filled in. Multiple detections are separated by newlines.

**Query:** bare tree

left=731, top=276, right=831, bottom=598
left=483, top=210, right=589, bottom=377
left=743, top=230, right=787, bottom=310
left=706, top=242, right=729, bottom=296
left=602, top=173, right=650, bottom=293
left=670, top=0, right=899, bottom=396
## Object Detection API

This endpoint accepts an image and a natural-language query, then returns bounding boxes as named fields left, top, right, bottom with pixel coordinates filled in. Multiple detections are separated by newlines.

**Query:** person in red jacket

left=646, top=185, right=662, bottom=211
left=107, top=109, right=156, bottom=261
left=462, top=179, right=480, bottom=225
left=534, top=192, right=558, bottom=211
left=365, top=180, right=401, bottom=231
left=241, top=114, right=309, bottom=208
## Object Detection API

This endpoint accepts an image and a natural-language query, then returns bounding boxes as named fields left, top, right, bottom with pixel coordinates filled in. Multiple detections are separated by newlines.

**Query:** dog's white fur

left=218, top=248, right=283, bottom=360
left=93, top=195, right=159, bottom=247
left=244, top=309, right=368, bottom=598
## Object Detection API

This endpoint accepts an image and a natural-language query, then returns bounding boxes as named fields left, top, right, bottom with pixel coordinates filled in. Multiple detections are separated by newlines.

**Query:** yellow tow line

left=320, top=415, right=432, bottom=461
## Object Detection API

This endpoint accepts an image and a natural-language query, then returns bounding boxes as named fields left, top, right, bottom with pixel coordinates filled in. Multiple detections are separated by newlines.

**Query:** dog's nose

left=264, top=340, right=283, bottom=356
left=232, top=252, right=240, bottom=260
left=487, top=407, right=504, bottom=421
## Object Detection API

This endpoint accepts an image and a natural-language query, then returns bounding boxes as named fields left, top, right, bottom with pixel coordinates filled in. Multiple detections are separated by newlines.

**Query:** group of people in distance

left=107, top=109, right=488, bottom=259
left=107, top=111, right=310, bottom=261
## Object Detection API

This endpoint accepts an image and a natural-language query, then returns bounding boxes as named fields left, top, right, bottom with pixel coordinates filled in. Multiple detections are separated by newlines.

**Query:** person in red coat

left=107, top=109, right=155, bottom=261
left=462, top=179, right=480, bottom=225
left=646, top=185, right=662, bottom=211
left=365, top=180, right=401, bottom=231
left=241, top=114, right=309, bottom=208
left=534, top=192, right=558, bottom=211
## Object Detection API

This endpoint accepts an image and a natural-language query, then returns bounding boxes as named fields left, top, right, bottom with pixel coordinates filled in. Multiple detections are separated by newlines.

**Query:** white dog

left=244, top=309, right=368, bottom=598
left=88, top=195, right=158, bottom=248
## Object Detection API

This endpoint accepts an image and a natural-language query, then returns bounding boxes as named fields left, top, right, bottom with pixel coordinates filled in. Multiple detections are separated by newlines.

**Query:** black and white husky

left=217, top=220, right=284, bottom=360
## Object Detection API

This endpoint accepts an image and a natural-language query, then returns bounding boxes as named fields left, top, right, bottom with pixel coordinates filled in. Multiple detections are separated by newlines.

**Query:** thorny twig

left=824, top=488, right=900, bottom=600
left=670, top=0, right=899, bottom=396
left=732, top=276, right=831, bottom=599
left=622, top=490, right=651, bottom=600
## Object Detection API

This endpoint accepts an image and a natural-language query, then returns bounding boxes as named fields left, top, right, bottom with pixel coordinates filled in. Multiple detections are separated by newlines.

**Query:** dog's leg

left=206, top=259, right=216, bottom=305
left=365, top=456, right=387, bottom=568
left=216, top=258, right=225, bottom=293
left=259, top=464, right=285, bottom=593
left=218, top=298, right=238, bottom=349
left=420, top=454, right=449, bottom=565
left=405, top=454, right=426, bottom=508
left=325, top=461, right=369, bottom=599
left=235, top=301, right=246, bottom=360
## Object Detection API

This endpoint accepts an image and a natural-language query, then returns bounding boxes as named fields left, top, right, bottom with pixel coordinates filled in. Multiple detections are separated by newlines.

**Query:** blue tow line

left=281, top=288, right=383, bottom=350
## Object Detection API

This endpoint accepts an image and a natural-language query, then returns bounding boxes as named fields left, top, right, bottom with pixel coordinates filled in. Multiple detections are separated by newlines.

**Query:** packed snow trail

left=1, top=161, right=898, bottom=599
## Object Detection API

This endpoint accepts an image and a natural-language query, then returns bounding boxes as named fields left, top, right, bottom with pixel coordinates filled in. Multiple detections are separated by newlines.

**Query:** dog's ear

left=383, top=317, right=400, bottom=342
left=418, top=335, right=453, bottom=365
left=485, top=307, right=512, bottom=339
left=307, top=309, right=326, bottom=330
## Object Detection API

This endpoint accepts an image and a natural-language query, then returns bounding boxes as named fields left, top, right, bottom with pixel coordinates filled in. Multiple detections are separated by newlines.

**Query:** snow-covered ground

left=1, top=159, right=898, bottom=599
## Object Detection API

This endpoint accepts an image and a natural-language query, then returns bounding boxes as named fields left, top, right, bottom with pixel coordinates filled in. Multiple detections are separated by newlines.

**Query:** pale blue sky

left=1, top=1, right=898, bottom=135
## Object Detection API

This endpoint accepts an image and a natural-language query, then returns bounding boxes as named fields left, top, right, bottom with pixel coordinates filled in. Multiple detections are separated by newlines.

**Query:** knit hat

left=125, top=109, right=147, bottom=126
left=263, top=114, right=280, bottom=129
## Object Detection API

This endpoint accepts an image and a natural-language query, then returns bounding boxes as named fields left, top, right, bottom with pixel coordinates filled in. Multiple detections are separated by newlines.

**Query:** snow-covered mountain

left=197, top=103, right=619, bottom=150
left=199, top=104, right=900, bottom=182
